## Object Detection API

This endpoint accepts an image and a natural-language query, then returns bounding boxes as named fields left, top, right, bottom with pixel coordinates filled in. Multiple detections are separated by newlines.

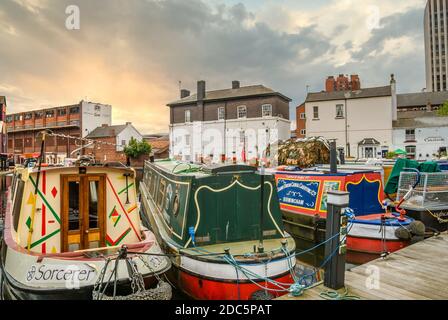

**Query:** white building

left=168, top=81, right=292, bottom=164
left=393, top=92, right=448, bottom=159
left=305, top=76, right=397, bottom=159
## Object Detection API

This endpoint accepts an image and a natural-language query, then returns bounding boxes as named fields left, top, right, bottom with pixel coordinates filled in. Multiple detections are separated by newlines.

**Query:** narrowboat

left=273, top=167, right=415, bottom=264
left=139, top=160, right=296, bottom=300
left=0, top=164, right=171, bottom=300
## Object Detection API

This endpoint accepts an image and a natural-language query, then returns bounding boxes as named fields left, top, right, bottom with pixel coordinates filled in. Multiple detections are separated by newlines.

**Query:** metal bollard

left=324, top=190, right=349, bottom=290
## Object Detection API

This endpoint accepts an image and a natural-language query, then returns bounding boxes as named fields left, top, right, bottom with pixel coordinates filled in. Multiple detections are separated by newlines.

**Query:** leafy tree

left=437, top=101, right=448, bottom=116
left=123, top=137, right=152, bottom=159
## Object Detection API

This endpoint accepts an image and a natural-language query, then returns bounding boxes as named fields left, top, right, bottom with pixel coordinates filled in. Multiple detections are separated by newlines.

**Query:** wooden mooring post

left=324, top=190, right=349, bottom=290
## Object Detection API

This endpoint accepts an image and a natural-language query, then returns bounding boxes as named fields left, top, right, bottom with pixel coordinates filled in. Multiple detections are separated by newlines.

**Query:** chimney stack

left=390, top=74, right=397, bottom=121
left=197, top=80, right=206, bottom=101
left=232, top=80, right=240, bottom=89
left=180, top=89, right=190, bottom=99
left=126, top=122, right=132, bottom=126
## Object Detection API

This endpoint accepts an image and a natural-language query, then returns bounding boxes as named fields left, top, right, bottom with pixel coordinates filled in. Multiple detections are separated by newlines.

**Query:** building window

left=58, top=109, right=67, bottom=116
left=24, top=113, right=33, bottom=120
left=14, top=114, right=22, bottom=121
left=262, top=104, right=272, bottom=117
left=185, top=110, right=191, bottom=123
left=70, top=106, right=80, bottom=114
left=239, top=131, right=245, bottom=143
left=35, top=111, right=43, bottom=119
left=313, top=106, right=319, bottom=119
left=406, top=145, right=416, bottom=158
left=300, top=113, right=306, bottom=120
left=405, top=129, right=416, bottom=141
left=5, top=115, right=12, bottom=123
left=218, top=107, right=225, bottom=120
left=237, top=105, right=247, bottom=119
left=300, top=129, right=306, bottom=136
left=45, top=110, right=55, bottom=118
left=185, top=135, right=191, bottom=146
left=122, top=140, right=126, bottom=147
left=336, top=104, right=344, bottom=118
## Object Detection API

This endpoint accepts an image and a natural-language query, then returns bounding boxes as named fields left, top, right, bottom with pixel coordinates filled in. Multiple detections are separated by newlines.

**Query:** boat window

left=88, top=180, right=99, bottom=229
left=12, top=179, right=25, bottom=232
left=150, top=172, right=157, bottom=197
left=68, top=181, right=80, bottom=231
left=157, top=179, right=166, bottom=209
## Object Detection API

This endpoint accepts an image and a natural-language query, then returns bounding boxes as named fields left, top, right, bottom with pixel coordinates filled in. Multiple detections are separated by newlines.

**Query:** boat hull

left=282, top=210, right=412, bottom=264
left=174, top=266, right=293, bottom=300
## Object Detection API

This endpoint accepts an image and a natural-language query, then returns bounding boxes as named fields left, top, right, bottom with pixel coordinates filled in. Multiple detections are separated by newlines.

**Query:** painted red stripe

left=106, top=176, right=141, bottom=241
left=41, top=171, right=46, bottom=253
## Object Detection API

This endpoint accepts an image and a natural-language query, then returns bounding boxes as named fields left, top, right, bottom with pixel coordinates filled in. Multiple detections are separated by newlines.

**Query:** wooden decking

left=278, top=232, right=448, bottom=300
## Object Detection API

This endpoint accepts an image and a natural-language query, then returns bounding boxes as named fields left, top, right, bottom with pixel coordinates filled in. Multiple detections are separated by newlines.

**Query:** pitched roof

left=397, top=91, right=448, bottom=108
left=393, top=110, right=448, bottom=128
left=86, top=124, right=128, bottom=138
left=167, top=85, right=291, bottom=106
left=306, top=86, right=392, bottom=103
left=149, top=139, right=169, bottom=150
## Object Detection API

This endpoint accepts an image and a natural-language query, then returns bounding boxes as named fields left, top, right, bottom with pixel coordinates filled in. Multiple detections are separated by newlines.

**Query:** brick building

left=5, top=100, right=111, bottom=164
left=0, top=96, right=7, bottom=154
left=168, top=80, right=291, bottom=163
left=295, top=103, right=306, bottom=138
left=143, top=134, right=170, bottom=159
left=325, top=74, right=361, bottom=92
left=86, top=122, right=143, bottom=164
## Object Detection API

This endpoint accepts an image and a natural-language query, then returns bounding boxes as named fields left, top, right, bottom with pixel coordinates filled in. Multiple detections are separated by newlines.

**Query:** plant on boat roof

left=437, top=101, right=448, bottom=116
left=124, top=137, right=152, bottom=159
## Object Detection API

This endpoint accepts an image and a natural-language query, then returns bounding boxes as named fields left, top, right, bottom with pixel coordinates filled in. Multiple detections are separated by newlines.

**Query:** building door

left=61, top=174, right=106, bottom=252
left=364, top=147, right=374, bottom=158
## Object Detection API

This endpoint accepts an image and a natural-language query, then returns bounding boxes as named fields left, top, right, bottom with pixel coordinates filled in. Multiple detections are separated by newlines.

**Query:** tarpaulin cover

left=384, top=158, right=441, bottom=194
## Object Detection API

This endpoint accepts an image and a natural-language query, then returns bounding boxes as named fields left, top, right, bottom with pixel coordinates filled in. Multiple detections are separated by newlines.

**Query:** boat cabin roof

left=272, top=166, right=381, bottom=176
left=151, top=160, right=258, bottom=177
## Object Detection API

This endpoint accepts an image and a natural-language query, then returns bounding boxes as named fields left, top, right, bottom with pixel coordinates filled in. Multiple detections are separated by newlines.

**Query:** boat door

left=61, top=174, right=106, bottom=252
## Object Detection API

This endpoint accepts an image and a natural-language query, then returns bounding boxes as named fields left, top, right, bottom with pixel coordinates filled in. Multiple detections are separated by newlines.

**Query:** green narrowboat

left=139, top=160, right=296, bottom=300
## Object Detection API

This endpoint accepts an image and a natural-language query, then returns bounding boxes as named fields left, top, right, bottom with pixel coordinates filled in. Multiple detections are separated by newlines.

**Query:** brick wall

left=171, top=95, right=290, bottom=124
left=296, top=103, right=306, bottom=138
left=89, top=136, right=127, bottom=164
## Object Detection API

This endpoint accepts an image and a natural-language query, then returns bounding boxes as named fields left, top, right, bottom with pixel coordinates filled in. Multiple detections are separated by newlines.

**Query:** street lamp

left=344, top=92, right=351, bottom=158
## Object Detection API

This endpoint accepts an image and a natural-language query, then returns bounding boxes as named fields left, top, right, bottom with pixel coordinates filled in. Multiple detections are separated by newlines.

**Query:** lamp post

left=344, top=92, right=351, bottom=158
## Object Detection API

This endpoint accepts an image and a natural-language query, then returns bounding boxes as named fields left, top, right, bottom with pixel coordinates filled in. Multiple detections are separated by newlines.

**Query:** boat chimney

left=330, top=140, right=337, bottom=174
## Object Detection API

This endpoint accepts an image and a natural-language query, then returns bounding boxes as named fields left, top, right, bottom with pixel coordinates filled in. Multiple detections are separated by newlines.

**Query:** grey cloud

left=0, top=0, right=427, bottom=127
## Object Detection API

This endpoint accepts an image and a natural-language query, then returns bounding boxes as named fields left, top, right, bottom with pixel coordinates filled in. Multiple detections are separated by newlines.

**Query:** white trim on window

left=262, top=104, right=272, bottom=117
left=300, top=129, right=306, bottom=136
left=185, top=110, right=191, bottom=123
left=218, top=107, right=225, bottom=120
left=313, top=106, right=319, bottom=119
left=300, top=113, right=306, bottom=120
left=237, top=105, right=247, bottom=119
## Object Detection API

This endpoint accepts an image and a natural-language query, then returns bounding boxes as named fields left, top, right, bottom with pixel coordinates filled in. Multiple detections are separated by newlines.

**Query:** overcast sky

left=0, top=0, right=428, bottom=133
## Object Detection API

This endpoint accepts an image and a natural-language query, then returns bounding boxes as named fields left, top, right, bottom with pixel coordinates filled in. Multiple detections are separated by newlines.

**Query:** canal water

left=0, top=174, right=352, bottom=300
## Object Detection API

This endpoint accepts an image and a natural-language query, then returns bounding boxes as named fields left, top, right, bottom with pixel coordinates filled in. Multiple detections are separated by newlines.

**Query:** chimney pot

left=197, top=80, right=206, bottom=101
left=126, top=122, right=131, bottom=125
left=101, top=124, right=108, bottom=127
left=232, top=81, right=240, bottom=89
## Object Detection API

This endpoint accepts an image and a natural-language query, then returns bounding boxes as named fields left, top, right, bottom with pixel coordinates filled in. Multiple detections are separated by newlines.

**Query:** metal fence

left=397, top=172, right=448, bottom=209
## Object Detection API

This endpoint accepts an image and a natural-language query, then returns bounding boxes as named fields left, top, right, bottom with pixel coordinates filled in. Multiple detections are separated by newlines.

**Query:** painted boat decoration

left=139, top=160, right=296, bottom=300
left=272, top=167, right=414, bottom=264
left=0, top=165, right=171, bottom=300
